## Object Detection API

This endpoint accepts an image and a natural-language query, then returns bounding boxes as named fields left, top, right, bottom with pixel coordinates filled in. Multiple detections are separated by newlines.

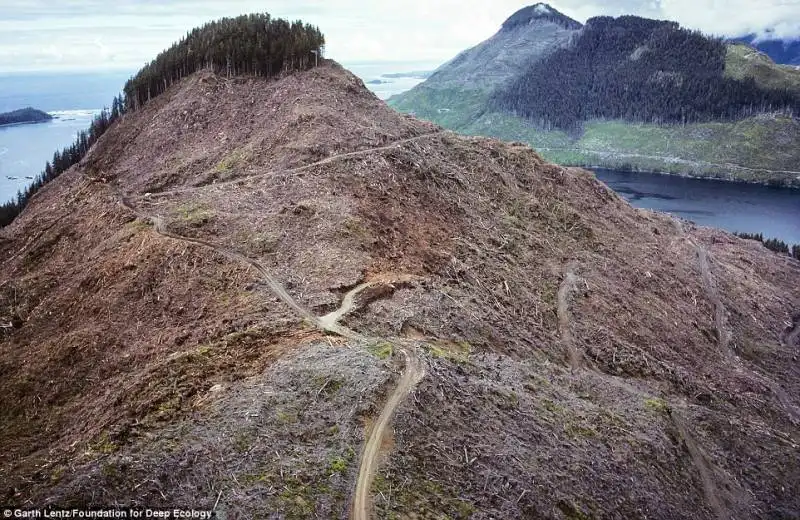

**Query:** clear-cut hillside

left=1, top=61, right=799, bottom=519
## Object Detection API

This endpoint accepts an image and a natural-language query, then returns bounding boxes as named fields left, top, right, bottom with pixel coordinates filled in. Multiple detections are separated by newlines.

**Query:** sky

left=1, top=0, right=798, bottom=73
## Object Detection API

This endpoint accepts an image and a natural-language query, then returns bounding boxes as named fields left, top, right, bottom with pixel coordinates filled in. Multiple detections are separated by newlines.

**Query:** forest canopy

left=1, top=13, right=325, bottom=228
left=123, top=13, right=325, bottom=110
left=0, top=107, right=53, bottom=126
left=491, top=16, right=800, bottom=131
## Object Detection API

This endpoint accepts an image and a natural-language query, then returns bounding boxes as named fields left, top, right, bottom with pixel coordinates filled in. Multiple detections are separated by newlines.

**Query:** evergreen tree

left=123, top=14, right=325, bottom=110
left=491, top=16, right=800, bottom=131
left=0, top=12, right=325, bottom=229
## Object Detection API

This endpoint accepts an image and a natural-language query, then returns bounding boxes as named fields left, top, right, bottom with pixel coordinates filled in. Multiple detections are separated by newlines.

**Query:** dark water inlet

left=593, top=168, right=800, bottom=246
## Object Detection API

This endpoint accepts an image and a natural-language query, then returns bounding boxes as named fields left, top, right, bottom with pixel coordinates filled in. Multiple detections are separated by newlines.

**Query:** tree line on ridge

left=0, top=13, right=324, bottom=228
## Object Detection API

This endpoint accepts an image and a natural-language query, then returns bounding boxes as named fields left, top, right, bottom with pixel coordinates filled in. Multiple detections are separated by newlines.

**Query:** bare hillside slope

left=1, top=62, right=798, bottom=519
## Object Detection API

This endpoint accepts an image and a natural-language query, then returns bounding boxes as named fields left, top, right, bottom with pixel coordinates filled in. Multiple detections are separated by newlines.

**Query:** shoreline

left=0, top=119, right=53, bottom=129
left=565, top=162, right=800, bottom=190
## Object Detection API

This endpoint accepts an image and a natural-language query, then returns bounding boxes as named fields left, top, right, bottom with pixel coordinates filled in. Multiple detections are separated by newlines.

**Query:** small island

left=0, top=107, right=53, bottom=127
left=381, top=71, right=432, bottom=79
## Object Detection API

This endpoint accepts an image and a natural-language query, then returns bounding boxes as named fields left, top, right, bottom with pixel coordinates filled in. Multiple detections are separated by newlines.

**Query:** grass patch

left=424, top=340, right=471, bottom=364
left=724, top=43, right=800, bottom=91
left=312, top=375, right=344, bottom=396
left=276, top=409, right=299, bottom=424
left=232, top=430, right=256, bottom=453
left=124, top=219, right=151, bottom=232
left=540, top=398, right=564, bottom=414
left=367, top=341, right=394, bottom=360
left=249, top=232, right=281, bottom=254
left=373, top=471, right=477, bottom=519
left=50, top=466, right=65, bottom=483
left=564, top=422, right=599, bottom=439
left=89, top=432, right=119, bottom=455
left=175, top=202, right=214, bottom=227
left=214, top=149, right=250, bottom=174
left=644, top=397, right=671, bottom=414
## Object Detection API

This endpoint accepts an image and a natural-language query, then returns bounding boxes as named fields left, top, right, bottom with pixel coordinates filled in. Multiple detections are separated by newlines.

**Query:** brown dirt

left=1, top=62, right=798, bottom=518
left=557, top=262, right=583, bottom=370
left=670, top=409, right=730, bottom=520
left=353, top=347, right=424, bottom=520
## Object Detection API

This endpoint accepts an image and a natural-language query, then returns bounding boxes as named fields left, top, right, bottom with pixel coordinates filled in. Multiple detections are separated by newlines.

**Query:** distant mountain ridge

left=390, top=4, right=800, bottom=186
left=492, top=15, right=800, bottom=130
left=501, top=3, right=583, bottom=31
left=420, top=3, right=581, bottom=91
left=731, top=34, right=800, bottom=65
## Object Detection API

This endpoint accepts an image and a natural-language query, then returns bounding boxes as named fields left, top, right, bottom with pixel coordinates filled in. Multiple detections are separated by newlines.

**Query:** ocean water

left=594, top=168, right=800, bottom=245
left=343, top=60, right=441, bottom=99
left=0, top=70, right=132, bottom=205
left=0, top=71, right=132, bottom=113
left=0, top=110, right=99, bottom=202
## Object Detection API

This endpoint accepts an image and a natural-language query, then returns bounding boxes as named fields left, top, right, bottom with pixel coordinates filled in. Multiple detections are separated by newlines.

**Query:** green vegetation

left=388, top=15, right=800, bottom=186
left=725, top=44, right=800, bottom=91
left=0, top=104, right=120, bottom=227
left=373, top=472, right=476, bottom=519
left=175, top=203, right=215, bottom=227
left=389, top=89, right=800, bottom=186
left=276, top=409, right=299, bottom=424
left=49, top=466, right=65, bottom=483
left=644, top=397, right=671, bottom=414
left=123, top=14, right=325, bottom=110
left=734, top=232, right=799, bottom=258
left=214, top=149, right=251, bottom=175
left=389, top=86, right=491, bottom=130
left=424, top=340, right=472, bottom=364
left=312, top=375, right=343, bottom=396
left=327, top=456, right=348, bottom=475
left=492, top=17, right=800, bottom=131
left=233, top=430, right=256, bottom=453
left=89, top=432, right=119, bottom=455
left=367, top=341, right=394, bottom=359
left=0, top=107, right=52, bottom=126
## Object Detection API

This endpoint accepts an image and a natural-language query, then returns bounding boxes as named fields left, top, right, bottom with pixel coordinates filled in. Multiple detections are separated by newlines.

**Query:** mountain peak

left=501, top=3, right=583, bottom=31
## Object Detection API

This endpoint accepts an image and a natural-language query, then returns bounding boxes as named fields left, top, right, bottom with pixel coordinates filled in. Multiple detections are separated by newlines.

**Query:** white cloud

left=0, top=0, right=797, bottom=73
left=552, top=0, right=800, bottom=39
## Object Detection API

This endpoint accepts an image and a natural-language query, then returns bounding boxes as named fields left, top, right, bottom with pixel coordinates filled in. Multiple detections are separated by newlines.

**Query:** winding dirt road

left=787, top=318, right=800, bottom=348
left=353, top=346, right=425, bottom=520
left=316, top=279, right=426, bottom=520
left=671, top=218, right=731, bottom=356
left=695, top=245, right=730, bottom=353
left=137, top=131, right=444, bottom=200
left=670, top=410, right=730, bottom=520
left=121, top=197, right=319, bottom=325
left=119, top=190, right=426, bottom=520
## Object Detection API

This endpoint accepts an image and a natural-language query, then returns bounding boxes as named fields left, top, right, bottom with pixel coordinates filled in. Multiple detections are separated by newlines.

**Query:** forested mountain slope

left=390, top=5, right=800, bottom=186
left=492, top=16, right=800, bottom=130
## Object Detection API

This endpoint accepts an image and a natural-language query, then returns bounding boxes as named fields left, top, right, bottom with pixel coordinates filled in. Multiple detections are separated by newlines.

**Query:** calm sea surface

left=0, top=110, right=97, bottom=201
left=593, top=168, right=800, bottom=245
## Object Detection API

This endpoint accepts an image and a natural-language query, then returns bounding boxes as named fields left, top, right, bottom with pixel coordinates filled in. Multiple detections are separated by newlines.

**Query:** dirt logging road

left=120, top=190, right=426, bottom=520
